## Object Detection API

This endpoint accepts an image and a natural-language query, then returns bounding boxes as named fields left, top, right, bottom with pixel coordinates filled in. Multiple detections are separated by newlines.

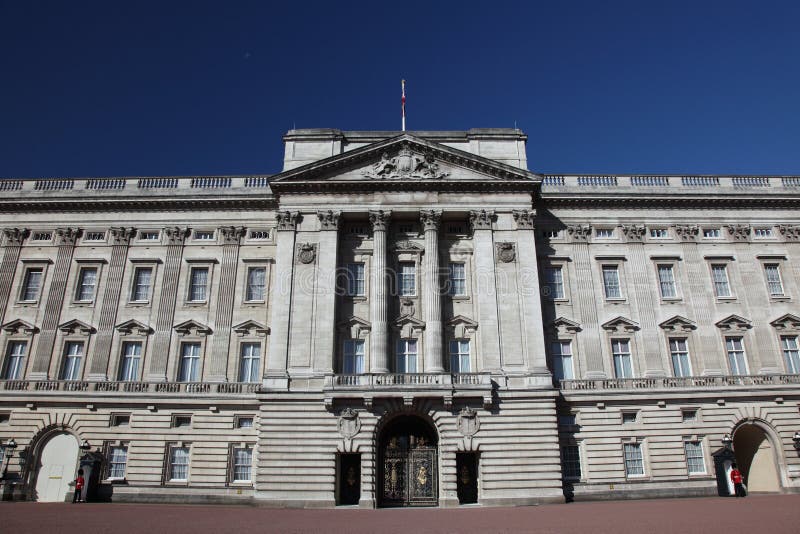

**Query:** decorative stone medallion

left=297, top=243, right=317, bottom=264
left=338, top=407, right=361, bottom=439
left=456, top=406, right=480, bottom=437
left=400, top=298, right=415, bottom=317
left=495, top=242, right=516, bottom=263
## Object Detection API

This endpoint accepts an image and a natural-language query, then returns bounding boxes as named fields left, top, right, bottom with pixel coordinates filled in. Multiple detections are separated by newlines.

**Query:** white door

left=35, top=433, right=79, bottom=502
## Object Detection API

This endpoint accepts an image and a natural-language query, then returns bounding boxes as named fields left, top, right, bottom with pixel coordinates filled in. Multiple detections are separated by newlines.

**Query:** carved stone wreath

left=297, top=243, right=317, bottom=264
left=337, top=407, right=361, bottom=439
left=495, top=242, right=516, bottom=263
left=456, top=406, right=480, bottom=437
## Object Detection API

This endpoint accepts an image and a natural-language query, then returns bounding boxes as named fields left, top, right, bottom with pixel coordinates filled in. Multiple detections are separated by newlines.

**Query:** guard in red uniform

left=730, top=464, right=746, bottom=497
left=73, top=469, right=85, bottom=503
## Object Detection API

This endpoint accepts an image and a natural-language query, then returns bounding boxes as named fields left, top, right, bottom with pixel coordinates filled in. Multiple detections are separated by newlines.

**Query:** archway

left=733, top=423, right=781, bottom=493
left=377, top=414, right=438, bottom=507
left=34, top=432, right=79, bottom=502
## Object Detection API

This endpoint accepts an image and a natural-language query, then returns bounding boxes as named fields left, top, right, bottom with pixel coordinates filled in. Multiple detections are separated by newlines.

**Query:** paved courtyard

left=2, top=495, right=799, bottom=534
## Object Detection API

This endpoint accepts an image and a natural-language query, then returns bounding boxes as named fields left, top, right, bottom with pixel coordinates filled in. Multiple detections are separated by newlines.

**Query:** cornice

left=0, top=196, right=277, bottom=213
left=540, top=194, right=800, bottom=209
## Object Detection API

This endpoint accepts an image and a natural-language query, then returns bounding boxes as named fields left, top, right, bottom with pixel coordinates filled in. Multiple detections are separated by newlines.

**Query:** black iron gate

left=381, top=434, right=438, bottom=506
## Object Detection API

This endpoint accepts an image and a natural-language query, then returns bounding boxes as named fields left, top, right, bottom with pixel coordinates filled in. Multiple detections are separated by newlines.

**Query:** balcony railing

left=324, top=372, right=491, bottom=389
left=0, top=380, right=260, bottom=395
left=560, top=374, right=800, bottom=391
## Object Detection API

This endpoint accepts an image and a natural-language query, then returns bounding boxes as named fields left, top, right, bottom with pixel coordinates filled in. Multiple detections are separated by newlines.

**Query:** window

left=602, top=265, right=621, bottom=299
left=61, top=341, right=84, bottom=380
left=131, top=267, right=153, bottom=302
left=245, top=267, right=266, bottom=302
left=544, top=266, right=565, bottom=299
left=168, top=446, right=190, bottom=481
left=612, top=339, right=633, bottom=378
left=725, top=337, right=748, bottom=376
left=754, top=228, right=773, bottom=238
left=669, top=338, right=692, bottom=377
left=194, top=230, right=214, bottom=240
left=248, top=229, right=270, bottom=240
left=188, top=267, right=209, bottom=302
left=681, top=410, right=697, bottom=423
left=172, top=415, right=192, bottom=428
left=448, top=263, right=466, bottom=296
left=346, top=263, right=365, bottom=297
left=139, top=230, right=159, bottom=241
left=110, top=414, right=130, bottom=426
left=703, top=228, right=721, bottom=239
left=622, top=411, right=638, bottom=424
left=178, top=343, right=201, bottom=382
left=119, top=341, right=142, bottom=381
left=20, top=267, right=44, bottom=301
left=347, top=224, right=368, bottom=235
left=781, top=336, right=800, bottom=374
left=232, top=447, right=253, bottom=483
left=75, top=267, right=98, bottom=302
left=32, top=231, right=52, bottom=241
left=764, top=264, right=784, bottom=296
left=239, top=343, right=261, bottom=383
left=108, top=445, right=128, bottom=479
left=397, top=223, right=415, bottom=234
left=657, top=264, right=677, bottom=299
left=396, top=339, right=418, bottom=373
left=84, top=231, right=105, bottom=241
left=3, top=341, right=27, bottom=380
left=558, top=414, right=577, bottom=426
left=0, top=412, right=9, bottom=424
left=446, top=223, right=466, bottom=234
left=684, top=441, right=706, bottom=474
left=398, top=262, right=416, bottom=296
left=236, top=416, right=254, bottom=429
left=551, top=341, right=574, bottom=381
left=543, top=229, right=560, bottom=239
left=596, top=228, right=614, bottom=238
left=623, top=443, right=645, bottom=476
left=711, top=264, right=731, bottom=297
left=561, top=445, right=582, bottom=479
left=449, top=340, right=470, bottom=373
left=649, top=228, right=668, bottom=239
left=343, top=340, right=365, bottom=374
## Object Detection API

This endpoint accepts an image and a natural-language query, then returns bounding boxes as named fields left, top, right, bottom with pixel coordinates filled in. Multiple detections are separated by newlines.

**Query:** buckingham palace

left=0, top=128, right=798, bottom=506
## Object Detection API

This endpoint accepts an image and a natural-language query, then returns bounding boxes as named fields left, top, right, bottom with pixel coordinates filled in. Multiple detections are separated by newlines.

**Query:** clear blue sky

left=1, top=0, right=799, bottom=177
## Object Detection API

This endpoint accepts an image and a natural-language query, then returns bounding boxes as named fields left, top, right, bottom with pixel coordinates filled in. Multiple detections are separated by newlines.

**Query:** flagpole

left=401, top=79, right=406, bottom=132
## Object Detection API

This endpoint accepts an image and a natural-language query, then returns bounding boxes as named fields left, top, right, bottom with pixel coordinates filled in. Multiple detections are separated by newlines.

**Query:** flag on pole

left=401, top=79, right=406, bottom=132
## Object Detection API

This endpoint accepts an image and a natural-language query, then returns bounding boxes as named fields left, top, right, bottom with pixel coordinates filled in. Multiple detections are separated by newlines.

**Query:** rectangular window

left=596, top=228, right=614, bottom=238
left=131, top=267, right=153, bottom=302
left=168, top=446, right=190, bottom=481
left=711, top=264, right=731, bottom=297
left=236, top=416, right=254, bottom=429
left=544, top=229, right=560, bottom=239
left=684, top=441, right=706, bottom=474
left=75, top=267, right=98, bottom=302
left=623, top=443, right=645, bottom=476
left=232, top=447, right=253, bottom=483
left=84, top=231, right=105, bottom=241
left=398, top=263, right=416, bottom=296
left=3, top=341, right=27, bottom=380
left=764, top=264, right=784, bottom=296
left=781, top=336, right=800, bottom=374
left=449, top=340, right=470, bottom=373
left=178, top=343, right=201, bottom=382
left=194, top=230, right=214, bottom=240
left=681, top=410, right=697, bottom=423
left=650, top=228, right=668, bottom=239
left=561, top=445, right=582, bottom=479
left=558, top=414, right=577, bottom=426
left=346, top=263, right=365, bottom=296
left=657, top=264, right=677, bottom=298
left=602, top=265, right=621, bottom=299
left=397, top=223, right=415, bottom=234
left=396, top=339, right=418, bottom=373
left=669, top=338, right=692, bottom=377
left=622, top=411, right=638, bottom=424
left=612, top=339, right=633, bottom=378
left=544, top=266, right=565, bottom=299
left=172, top=415, right=192, bottom=428
left=108, top=445, right=128, bottom=479
left=551, top=341, right=574, bottom=381
left=21, top=268, right=44, bottom=301
left=343, top=340, right=365, bottom=374
left=245, top=267, right=266, bottom=301
left=111, top=414, right=130, bottom=426
left=448, top=263, right=466, bottom=296
left=239, top=343, right=261, bottom=383
left=61, top=341, right=84, bottom=380
left=118, top=341, right=142, bottom=381
left=703, top=228, right=721, bottom=239
left=32, top=231, right=52, bottom=241
left=248, top=230, right=270, bottom=240
left=188, top=267, right=209, bottom=302
left=725, top=337, right=748, bottom=376
left=754, top=228, right=773, bottom=238
left=138, top=230, right=159, bottom=241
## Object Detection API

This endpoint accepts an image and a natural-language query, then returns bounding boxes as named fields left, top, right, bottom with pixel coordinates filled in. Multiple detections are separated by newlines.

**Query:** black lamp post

left=792, top=431, right=800, bottom=450
left=80, top=439, right=91, bottom=452
left=722, top=433, right=733, bottom=450
left=2, top=438, right=17, bottom=480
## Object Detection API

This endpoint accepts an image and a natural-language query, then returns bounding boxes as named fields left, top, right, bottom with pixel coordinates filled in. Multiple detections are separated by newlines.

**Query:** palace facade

left=0, top=128, right=799, bottom=506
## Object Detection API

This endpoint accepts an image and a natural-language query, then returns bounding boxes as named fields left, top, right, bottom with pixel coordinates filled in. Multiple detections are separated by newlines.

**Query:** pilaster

left=469, top=210, right=501, bottom=372
left=369, top=210, right=391, bottom=373
left=0, top=228, right=29, bottom=324
left=313, top=211, right=340, bottom=374
left=420, top=210, right=444, bottom=373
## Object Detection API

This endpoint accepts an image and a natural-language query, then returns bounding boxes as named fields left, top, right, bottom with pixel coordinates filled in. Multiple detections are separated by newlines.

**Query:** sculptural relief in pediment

left=362, top=147, right=450, bottom=180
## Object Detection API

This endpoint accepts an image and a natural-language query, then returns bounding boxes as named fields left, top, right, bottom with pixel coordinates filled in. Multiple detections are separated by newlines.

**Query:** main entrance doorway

left=378, top=415, right=438, bottom=507
left=34, top=432, right=79, bottom=502
left=733, top=424, right=781, bottom=492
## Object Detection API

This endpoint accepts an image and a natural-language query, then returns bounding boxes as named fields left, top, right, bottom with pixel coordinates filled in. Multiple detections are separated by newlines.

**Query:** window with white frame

left=346, top=263, right=365, bottom=297
left=703, top=228, right=721, bottom=239
left=248, top=229, right=270, bottom=240
left=623, top=442, right=645, bottom=476
left=612, top=339, right=633, bottom=378
left=764, top=264, right=784, bottom=296
left=561, top=445, right=582, bottom=479
left=84, top=231, right=106, bottom=241
left=725, top=337, right=748, bottom=376
left=61, top=341, right=84, bottom=380
left=781, top=336, right=800, bottom=374
left=602, top=265, right=622, bottom=299
left=108, top=445, right=128, bottom=479
left=551, top=341, right=574, bottom=381
left=178, top=343, right=201, bottom=382
left=657, top=264, right=677, bottom=299
left=649, top=228, right=669, bottom=239
left=622, top=411, right=638, bottom=424
left=753, top=228, right=773, bottom=238
left=3, top=340, right=27, bottom=380
left=32, top=231, right=52, bottom=242
left=235, top=416, right=254, bottom=429
left=669, top=338, right=692, bottom=377
left=138, top=230, right=160, bottom=241
left=193, top=230, right=214, bottom=241
left=130, top=266, right=153, bottom=302
left=711, top=264, right=731, bottom=297
left=343, top=340, right=365, bottom=374
left=20, top=267, right=44, bottom=302
left=118, top=341, right=142, bottom=381
left=449, top=340, right=470, bottom=373
left=75, top=266, right=98, bottom=302
left=188, top=267, right=209, bottom=302
left=239, top=342, right=261, bottom=383
left=398, top=263, right=416, bottom=296
left=396, top=339, right=418, bottom=373
left=168, top=445, right=190, bottom=482
left=544, top=266, right=565, bottom=299
left=684, top=441, right=706, bottom=474
left=596, top=228, right=614, bottom=238
left=448, top=263, right=466, bottom=296
left=245, top=266, right=266, bottom=302
left=681, top=410, right=697, bottom=423
left=231, top=446, right=253, bottom=483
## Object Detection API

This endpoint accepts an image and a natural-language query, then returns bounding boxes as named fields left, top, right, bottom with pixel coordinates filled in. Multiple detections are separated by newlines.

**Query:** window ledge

left=346, top=296, right=368, bottom=302
left=450, top=295, right=470, bottom=301
left=184, top=302, right=209, bottom=307
left=605, top=298, right=627, bottom=303
left=770, top=296, right=791, bottom=301
left=660, top=297, right=683, bottom=303
left=716, top=297, right=737, bottom=302
left=126, top=302, right=151, bottom=307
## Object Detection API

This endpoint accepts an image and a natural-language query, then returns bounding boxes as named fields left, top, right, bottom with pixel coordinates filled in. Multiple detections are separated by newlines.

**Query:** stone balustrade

left=0, top=380, right=260, bottom=395
left=560, top=374, right=800, bottom=391
left=541, top=174, right=800, bottom=191
left=0, top=175, right=272, bottom=194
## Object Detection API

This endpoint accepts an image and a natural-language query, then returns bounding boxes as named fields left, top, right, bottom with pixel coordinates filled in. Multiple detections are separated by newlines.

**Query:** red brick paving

left=2, top=495, right=799, bottom=534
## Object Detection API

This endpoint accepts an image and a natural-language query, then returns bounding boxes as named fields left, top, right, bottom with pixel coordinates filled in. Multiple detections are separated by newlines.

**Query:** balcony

left=559, top=374, right=800, bottom=392
left=322, top=372, right=493, bottom=408
left=0, top=380, right=261, bottom=396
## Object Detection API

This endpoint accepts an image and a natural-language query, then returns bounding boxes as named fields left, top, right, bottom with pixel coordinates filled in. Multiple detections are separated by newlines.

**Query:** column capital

left=163, top=226, right=191, bottom=245
left=469, top=210, right=494, bottom=231
left=512, top=210, right=536, bottom=230
left=566, top=224, right=591, bottom=242
left=621, top=224, right=646, bottom=243
left=674, top=224, right=699, bottom=242
left=419, top=209, right=442, bottom=232
left=55, top=227, right=82, bottom=246
left=2, top=228, right=29, bottom=246
left=317, top=210, right=341, bottom=231
left=109, top=227, right=137, bottom=245
left=275, top=211, right=300, bottom=231
left=369, top=210, right=392, bottom=232
left=219, top=226, right=247, bottom=244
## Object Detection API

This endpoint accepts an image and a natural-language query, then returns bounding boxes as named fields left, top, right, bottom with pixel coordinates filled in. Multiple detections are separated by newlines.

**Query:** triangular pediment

left=2, top=319, right=39, bottom=335
left=232, top=320, right=270, bottom=336
left=173, top=319, right=212, bottom=336
left=548, top=317, right=582, bottom=334
left=115, top=319, right=153, bottom=336
left=58, top=319, right=95, bottom=335
left=337, top=316, right=371, bottom=338
left=269, top=134, right=539, bottom=192
left=659, top=315, right=697, bottom=332
left=601, top=316, right=640, bottom=333
left=715, top=314, right=752, bottom=331
left=394, top=314, right=426, bottom=338
left=447, top=315, right=478, bottom=338
left=770, top=314, right=800, bottom=331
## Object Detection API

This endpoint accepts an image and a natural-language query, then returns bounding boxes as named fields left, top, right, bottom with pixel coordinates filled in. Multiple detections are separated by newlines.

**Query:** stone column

left=369, top=210, right=391, bottom=374
left=313, top=210, right=340, bottom=374
left=0, top=228, right=29, bottom=324
left=87, top=227, right=136, bottom=381
left=421, top=210, right=444, bottom=373
left=207, top=226, right=246, bottom=382
left=469, top=210, right=501, bottom=372
left=147, top=226, right=190, bottom=382
left=30, top=227, right=81, bottom=380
